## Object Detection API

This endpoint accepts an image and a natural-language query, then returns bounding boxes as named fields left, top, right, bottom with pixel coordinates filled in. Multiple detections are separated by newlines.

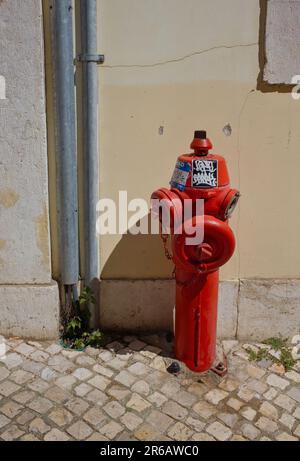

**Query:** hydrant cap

left=191, top=130, right=213, bottom=151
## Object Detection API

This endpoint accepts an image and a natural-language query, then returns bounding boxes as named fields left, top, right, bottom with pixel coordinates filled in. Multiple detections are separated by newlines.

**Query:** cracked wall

left=97, top=0, right=300, bottom=281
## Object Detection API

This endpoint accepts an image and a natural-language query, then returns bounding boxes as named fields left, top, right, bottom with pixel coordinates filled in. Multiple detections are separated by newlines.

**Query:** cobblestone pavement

left=0, top=334, right=299, bottom=441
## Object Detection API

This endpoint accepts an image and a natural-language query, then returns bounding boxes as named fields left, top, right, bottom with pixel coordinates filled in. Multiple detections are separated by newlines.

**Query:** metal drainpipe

left=51, top=1, right=79, bottom=304
left=78, top=0, right=103, bottom=327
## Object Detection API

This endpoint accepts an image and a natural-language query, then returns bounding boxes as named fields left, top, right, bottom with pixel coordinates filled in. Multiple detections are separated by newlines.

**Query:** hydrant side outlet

left=151, top=131, right=240, bottom=373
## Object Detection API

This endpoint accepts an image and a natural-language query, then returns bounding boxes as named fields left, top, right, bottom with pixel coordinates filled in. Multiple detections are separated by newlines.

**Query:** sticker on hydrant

left=170, top=161, right=191, bottom=191
left=192, top=159, right=218, bottom=188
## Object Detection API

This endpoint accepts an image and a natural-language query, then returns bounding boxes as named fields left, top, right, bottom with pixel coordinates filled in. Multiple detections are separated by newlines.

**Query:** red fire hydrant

left=151, top=131, right=240, bottom=374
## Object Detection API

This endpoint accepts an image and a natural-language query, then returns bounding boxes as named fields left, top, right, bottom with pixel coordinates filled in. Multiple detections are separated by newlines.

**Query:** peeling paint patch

left=0, top=189, right=19, bottom=208
left=0, top=239, right=6, bottom=250
left=35, top=206, right=50, bottom=269
left=223, top=123, right=232, bottom=136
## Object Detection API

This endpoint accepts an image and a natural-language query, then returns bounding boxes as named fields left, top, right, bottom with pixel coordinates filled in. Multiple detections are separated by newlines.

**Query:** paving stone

left=40, top=367, right=58, bottom=382
left=263, top=387, right=278, bottom=401
left=187, top=382, right=207, bottom=398
left=44, top=429, right=70, bottom=441
left=120, top=412, right=143, bottom=431
left=247, top=378, right=268, bottom=394
left=65, top=397, right=89, bottom=416
left=185, top=416, right=205, bottom=432
left=28, top=378, right=50, bottom=393
left=93, top=364, right=114, bottom=378
left=266, top=374, right=289, bottom=390
left=162, top=401, right=188, bottom=421
left=72, top=368, right=93, bottom=381
left=226, top=397, right=244, bottom=411
left=279, top=413, right=296, bottom=430
left=269, top=363, right=285, bottom=375
left=140, top=345, right=162, bottom=359
left=127, top=393, right=151, bottom=413
left=106, top=341, right=124, bottom=352
left=28, top=397, right=53, bottom=414
left=29, top=417, right=51, bottom=435
left=16, top=410, right=35, bottom=425
left=276, top=432, right=298, bottom=441
left=87, top=432, right=109, bottom=441
left=193, top=400, right=217, bottom=419
left=147, top=392, right=168, bottom=408
left=88, top=375, right=110, bottom=391
left=241, top=423, right=261, bottom=440
left=150, top=356, right=166, bottom=371
left=85, top=347, right=100, bottom=357
left=116, top=349, right=133, bottom=361
left=55, top=375, right=77, bottom=390
left=147, top=409, right=174, bottom=431
left=287, top=386, right=300, bottom=403
left=0, top=424, right=24, bottom=441
left=30, top=350, right=49, bottom=363
left=12, top=390, right=35, bottom=404
left=98, top=350, right=113, bottom=362
left=134, top=423, right=160, bottom=441
left=114, top=370, right=136, bottom=387
left=293, top=407, right=300, bottom=420
left=219, top=378, right=240, bottom=392
left=175, top=390, right=198, bottom=407
left=240, top=406, right=256, bottom=421
left=237, top=385, right=255, bottom=402
left=107, top=385, right=130, bottom=402
left=85, top=388, right=109, bottom=406
left=255, top=416, right=278, bottom=433
left=285, top=370, right=300, bottom=383
left=67, top=421, right=93, bottom=440
left=76, top=355, right=96, bottom=367
left=160, top=380, right=181, bottom=398
left=103, top=401, right=126, bottom=419
left=259, top=401, right=279, bottom=420
left=0, top=381, right=21, bottom=397
left=274, top=393, right=297, bottom=412
left=0, top=367, right=10, bottom=382
left=48, top=408, right=73, bottom=427
left=15, top=343, right=35, bottom=357
left=127, top=362, right=149, bottom=376
left=0, top=401, right=22, bottom=418
left=74, top=383, right=92, bottom=397
left=0, top=414, right=10, bottom=430
left=192, top=433, right=215, bottom=441
left=222, top=340, right=239, bottom=355
left=83, top=407, right=107, bottom=428
left=9, top=369, right=33, bottom=385
left=167, top=422, right=193, bottom=441
left=99, top=421, right=123, bottom=439
left=231, top=435, right=247, bottom=441
left=217, top=412, right=239, bottom=428
left=21, top=434, right=39, bottom=441
left=48, top=356, right=74, bottom=373
left=45, top=344, right=62, bottom=355
left=132, top=380, right=150, bottom=396
left=129, top=340, right=146, bottom=351
left=44, top=386, right=70, bottom=403
left=294, top=423, right=300, bottom=438
left=22, top=359, right=44, bottom=375
left=109, top=358, right=127, bottom=371
left=246, top=364, right=266, bottom=379
left=205, top=388, right=229, bottom=405
left=206, top=421, right=232, bottom=441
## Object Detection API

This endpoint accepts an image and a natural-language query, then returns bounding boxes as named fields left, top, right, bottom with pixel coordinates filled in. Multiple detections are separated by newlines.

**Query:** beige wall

left=97, top=0, right=300, bottom=281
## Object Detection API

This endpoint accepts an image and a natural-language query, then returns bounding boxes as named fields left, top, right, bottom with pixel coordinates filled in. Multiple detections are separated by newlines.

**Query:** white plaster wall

left=0, top=0, right=51, bottom=284
left=264, top=0, right=300, bottom=84
left=0, top=0, right=59, bottom=339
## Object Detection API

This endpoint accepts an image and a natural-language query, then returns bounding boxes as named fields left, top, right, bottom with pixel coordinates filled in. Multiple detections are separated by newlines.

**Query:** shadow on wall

left=100, top=213, right=175, bottom=332
left=257, top=0, right=293, bottom=93
left=101, top=213, right=173, bottom=280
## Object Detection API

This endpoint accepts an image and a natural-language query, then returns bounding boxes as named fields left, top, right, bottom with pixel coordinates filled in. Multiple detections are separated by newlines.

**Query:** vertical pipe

left=80, top=0, right=99, bottom=325
left=51, top=0, right=79, bottom=286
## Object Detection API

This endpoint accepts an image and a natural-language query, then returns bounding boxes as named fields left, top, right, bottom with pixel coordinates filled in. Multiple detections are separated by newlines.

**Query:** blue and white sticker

left=192, top=159, right=218, bottom=188
left=170, top=161, right=191, bottom=191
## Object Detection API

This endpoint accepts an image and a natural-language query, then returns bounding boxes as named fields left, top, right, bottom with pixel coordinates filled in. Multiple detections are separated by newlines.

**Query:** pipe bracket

left=75, top=54, right=105, bottom=65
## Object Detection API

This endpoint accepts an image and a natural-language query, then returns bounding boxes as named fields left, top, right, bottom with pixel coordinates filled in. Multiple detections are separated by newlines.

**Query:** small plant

left=246, top=336, right=297, bottom=371
left=62, top=287, right=105, bottom=351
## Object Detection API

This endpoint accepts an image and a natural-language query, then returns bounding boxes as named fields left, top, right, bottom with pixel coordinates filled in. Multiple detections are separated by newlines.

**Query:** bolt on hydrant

left=151, top=131, right=240, bottom=374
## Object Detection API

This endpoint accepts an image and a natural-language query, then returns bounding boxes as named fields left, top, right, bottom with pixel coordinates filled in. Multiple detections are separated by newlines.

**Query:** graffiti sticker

left=192, top=159, right=218, bottom=188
